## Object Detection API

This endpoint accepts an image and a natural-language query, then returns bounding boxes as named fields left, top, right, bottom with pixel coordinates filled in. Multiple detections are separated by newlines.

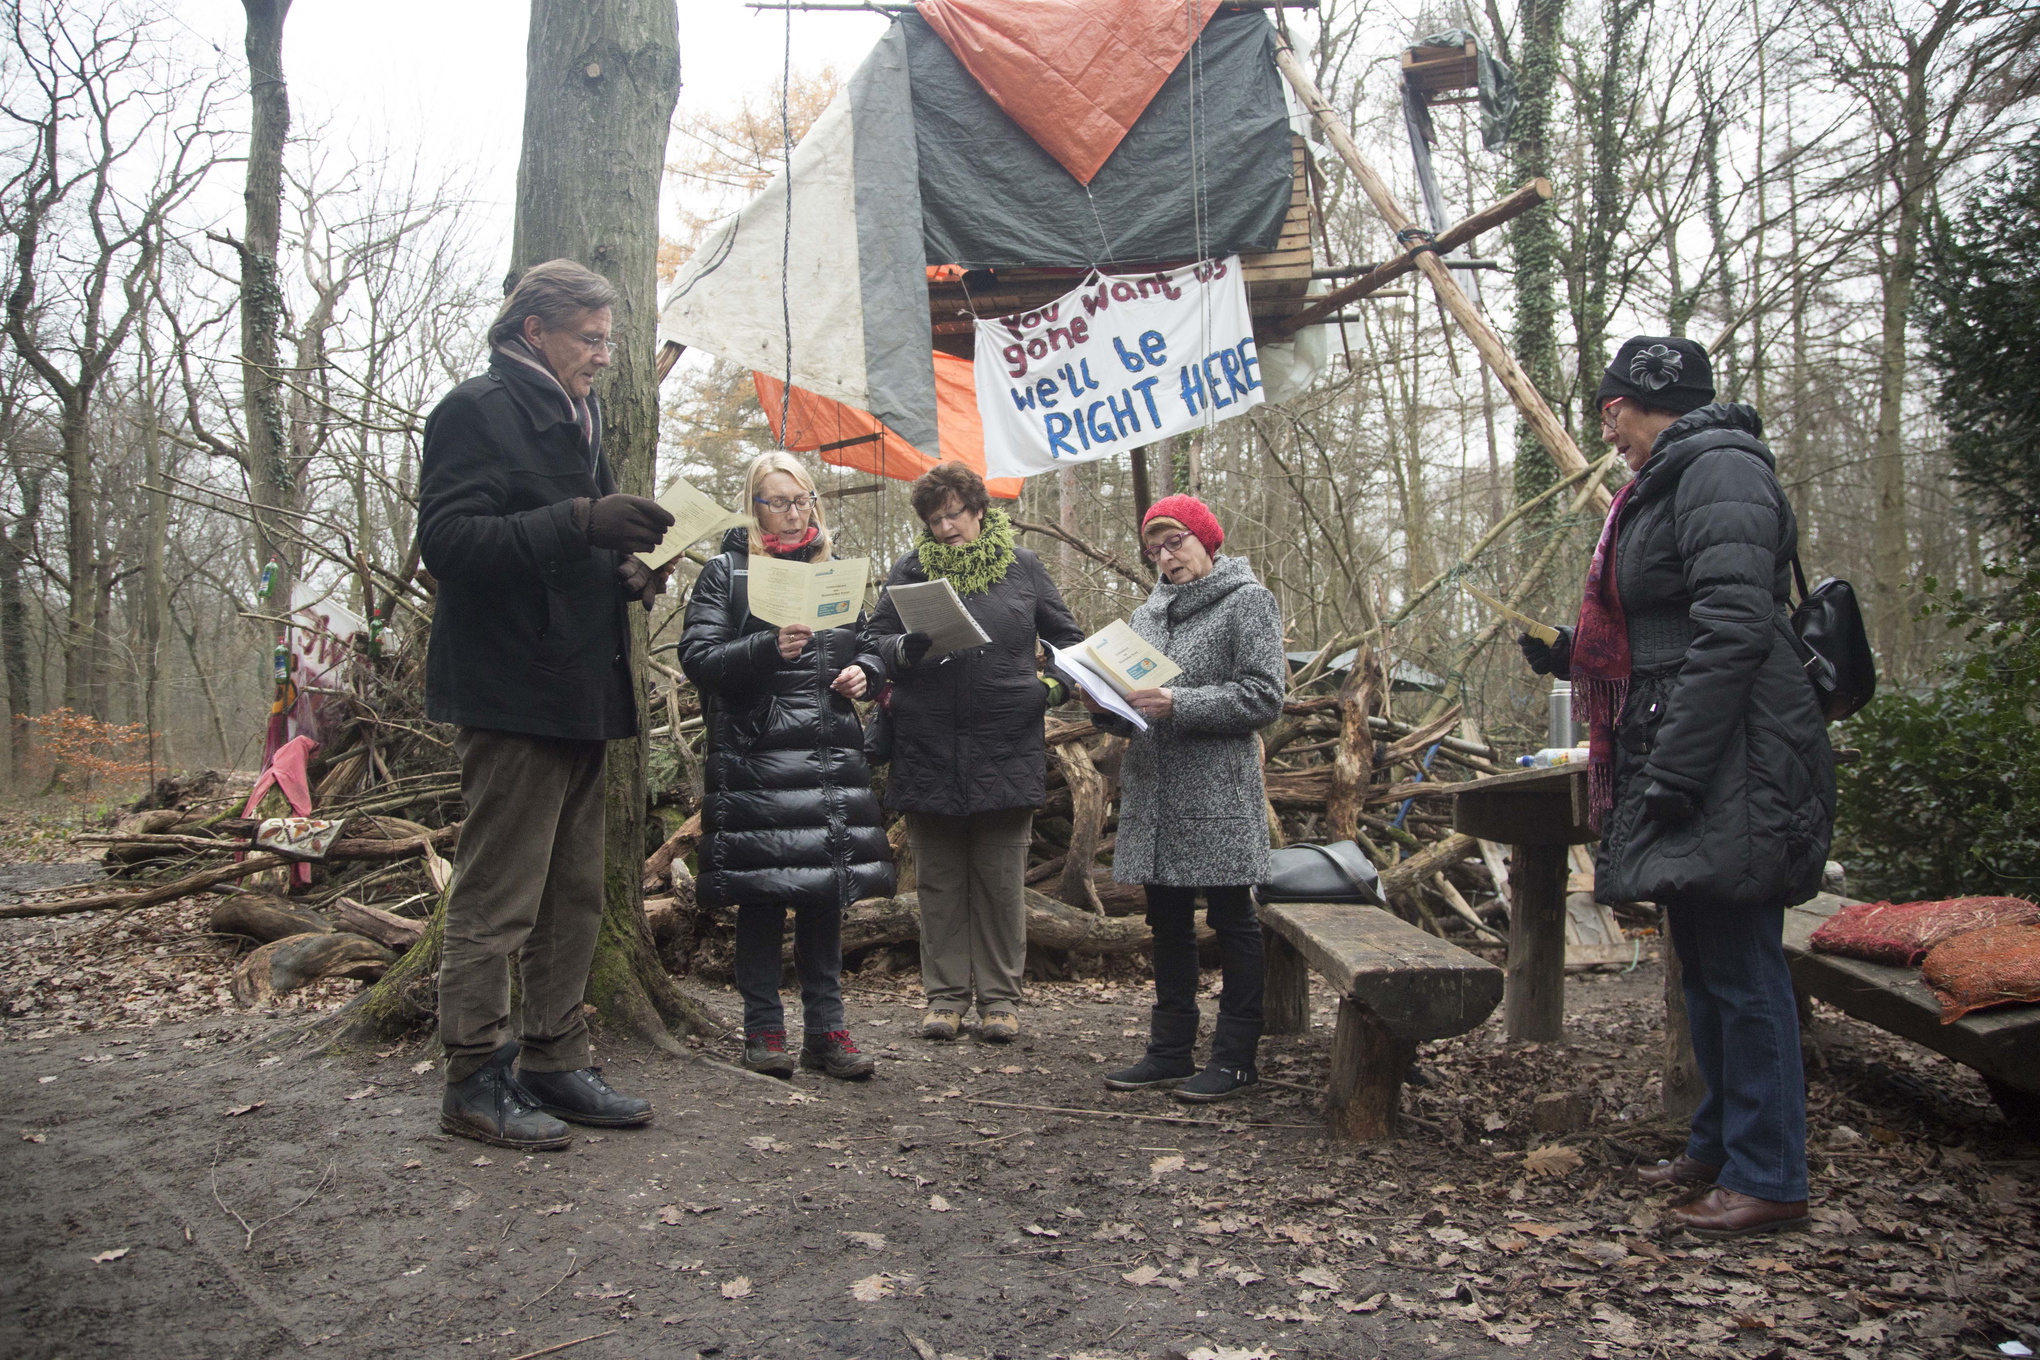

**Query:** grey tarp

left=906, top=10, right=1294, bottom=269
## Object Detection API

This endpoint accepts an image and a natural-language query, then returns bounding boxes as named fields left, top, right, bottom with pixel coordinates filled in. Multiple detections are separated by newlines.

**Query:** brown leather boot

left=1636, top=1154, right=1722, bottom=1190
left=1660, top=1187, right=1809, bottom=1238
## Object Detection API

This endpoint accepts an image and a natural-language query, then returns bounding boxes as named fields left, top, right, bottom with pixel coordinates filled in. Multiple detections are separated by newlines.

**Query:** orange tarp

left=754, top=351, right=1021, bottom=499
left=914, top=0, right=1216, bottom=186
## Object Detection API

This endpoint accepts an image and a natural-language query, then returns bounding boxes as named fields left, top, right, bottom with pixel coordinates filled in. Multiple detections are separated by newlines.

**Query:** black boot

left=801, top=1029, right=876, bottom=1080
left=1176, top=1014, right=1260, bottom=1104
left=442, top=1042, right=572, bottom=1150
left=512, top=1066, right=653, bottom=1128
left=1104, top=1009, right=1198, bottom=1090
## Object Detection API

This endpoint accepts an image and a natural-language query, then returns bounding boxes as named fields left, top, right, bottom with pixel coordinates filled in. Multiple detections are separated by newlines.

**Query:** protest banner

left=976, top=257, right=1263, bottom=480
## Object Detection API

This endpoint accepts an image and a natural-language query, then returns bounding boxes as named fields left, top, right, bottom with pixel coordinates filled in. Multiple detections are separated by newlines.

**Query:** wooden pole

left=1270, top=43, right=1607, bottom=512
left=1323, top=996, right=1416, bottom=1140
left=1267, top=179, right=1552, bottom=338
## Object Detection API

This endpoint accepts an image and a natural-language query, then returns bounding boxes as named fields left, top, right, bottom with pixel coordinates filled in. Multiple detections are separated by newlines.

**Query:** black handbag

left=1787, top=554, right=1877, bottom=722
left=1256, top=840, right=1382, bottom=905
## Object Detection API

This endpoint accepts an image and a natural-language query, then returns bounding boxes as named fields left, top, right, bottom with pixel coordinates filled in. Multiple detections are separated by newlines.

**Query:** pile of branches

left=639, top=639, right=1516, bottom=977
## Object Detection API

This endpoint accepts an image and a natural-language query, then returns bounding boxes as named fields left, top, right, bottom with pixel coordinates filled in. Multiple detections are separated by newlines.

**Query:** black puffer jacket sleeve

left=861, top=554, right=913, bottom=676
left=417, top=389, right=589, bottom=584
left=678, top=554, right=780, bottom=695
left=1643, top=447, right=1785, bottom=796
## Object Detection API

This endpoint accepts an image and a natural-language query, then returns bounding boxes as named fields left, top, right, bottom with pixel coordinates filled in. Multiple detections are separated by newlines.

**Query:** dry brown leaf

left=850, top=1273, right=894, bottom=1302
left=720, top=1276, right=752, bottom=1299
left=842, top=1231, right=886, bottom=1251
left=928, top=1194, right=951, bottom=1212
left=89, top=1248, right=129, bottom=1264
left=1149, top=1154, right=1186, bottom=1179
left=1522, top=1145, right=1583, bottom=1178
left=222, top=1102, right=264, bottom=1117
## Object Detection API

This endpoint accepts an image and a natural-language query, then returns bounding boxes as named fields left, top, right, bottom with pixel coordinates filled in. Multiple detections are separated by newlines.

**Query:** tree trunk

left=59, top=399, right=97, bottom=715
left=0, top=470, right=42, bottom=781
left=512, top=0, right=716, bottom=1045
left=238, top=1, right=296, bottom=617
left=1870, top=187, right=1921, bottom=670
left=1506, top=0, right=1566, bottom=511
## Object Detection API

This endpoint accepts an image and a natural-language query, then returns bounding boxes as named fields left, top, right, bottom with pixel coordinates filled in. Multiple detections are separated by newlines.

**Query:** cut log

left=231, top=931, right=396, bottom=1006
left=813, top=888, right=1209, bottom=966
left=326, top=897, right=426, bottom=951
left=1324, top=646, right=1376, bottom=842
left=1049, top=741, right=1108, bottom=914
left=1323, top=996, right=1418, bottom=1141
left=210, top=895, right=333, bottom=944
left=1378, top=833, right=1477, bottom=899
left=642, top=810, right=701, bottom=890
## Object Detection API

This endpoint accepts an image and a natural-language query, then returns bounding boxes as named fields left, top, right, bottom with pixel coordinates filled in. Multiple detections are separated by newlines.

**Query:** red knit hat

left=1143, top=494, right=1224, bottom=555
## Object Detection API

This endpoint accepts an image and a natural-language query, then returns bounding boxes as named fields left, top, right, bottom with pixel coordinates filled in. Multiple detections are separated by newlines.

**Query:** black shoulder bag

left=1786, top=553, right=1876, bottom=722
left=1256, top=840, right=1383, bottom=906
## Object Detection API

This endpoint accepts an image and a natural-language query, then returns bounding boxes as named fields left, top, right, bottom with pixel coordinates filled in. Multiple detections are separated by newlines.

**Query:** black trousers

left=1144, top=884, right=1264, bottom=1068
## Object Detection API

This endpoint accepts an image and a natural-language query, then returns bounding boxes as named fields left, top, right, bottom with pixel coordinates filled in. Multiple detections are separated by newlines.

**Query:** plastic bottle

left=256, top=560, right=279, bottom=601
left=1515, top=746, right=1592, bottom=768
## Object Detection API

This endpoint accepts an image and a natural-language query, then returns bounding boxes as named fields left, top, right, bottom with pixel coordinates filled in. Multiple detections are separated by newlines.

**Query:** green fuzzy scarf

left=915, top=505, right=1015, bottom=596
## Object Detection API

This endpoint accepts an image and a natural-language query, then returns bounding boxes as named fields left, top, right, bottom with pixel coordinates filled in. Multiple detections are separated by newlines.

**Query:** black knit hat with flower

left=1595, top=335, right=1715, bottom=416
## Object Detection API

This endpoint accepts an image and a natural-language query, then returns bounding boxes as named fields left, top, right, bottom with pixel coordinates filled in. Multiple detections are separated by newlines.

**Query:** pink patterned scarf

left=1572, top=479, right=1639, bottom=829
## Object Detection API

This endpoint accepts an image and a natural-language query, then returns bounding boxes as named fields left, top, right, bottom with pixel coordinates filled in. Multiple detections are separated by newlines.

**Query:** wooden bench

left=1785, top=894, right=2040, bottom=1128
left=1260, top=901, right=1504, bottom=1140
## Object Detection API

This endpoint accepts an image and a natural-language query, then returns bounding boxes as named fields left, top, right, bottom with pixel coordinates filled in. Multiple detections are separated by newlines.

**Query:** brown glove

left=578, top=494, right=673, bottom=554
left=616, top=557, right=667, bottom=611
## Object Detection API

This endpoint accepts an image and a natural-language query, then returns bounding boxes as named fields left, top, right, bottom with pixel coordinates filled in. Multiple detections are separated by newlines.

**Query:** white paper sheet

left=746, top=555, right=871, bottom=628
left=885, top=578, right=991, bottom=659
left=1048, top=641, right=1148, bottom=733
left=637, top=477, right=751, bottom=570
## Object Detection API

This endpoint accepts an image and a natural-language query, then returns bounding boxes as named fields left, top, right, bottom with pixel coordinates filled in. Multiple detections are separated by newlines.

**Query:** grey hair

left=489, top=258, right=618, bottom=347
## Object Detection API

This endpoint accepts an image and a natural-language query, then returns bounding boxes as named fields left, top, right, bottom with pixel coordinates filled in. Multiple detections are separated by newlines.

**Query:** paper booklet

left=1461, top=583, right=1562, bottom=645
left=636, top=476, right=751, bottom=570
left=746, top=554, right=871, bottom=628
left=885, top=578, right=991, bottom=659
left=1081, top=618, right=1182, bottom=697
left=1047, top=641, right=1149, bottom=733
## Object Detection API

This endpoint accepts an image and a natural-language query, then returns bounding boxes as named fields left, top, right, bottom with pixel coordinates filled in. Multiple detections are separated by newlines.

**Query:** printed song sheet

left=637, top=477, right=750, bottom=569
left=885, top=579, right=990, bottom=659
left=1048, top=642, right=1149, bottom=733
left=1082, top=618, right=1182, bottom=696
left=746, top=555, right=871, bottom=628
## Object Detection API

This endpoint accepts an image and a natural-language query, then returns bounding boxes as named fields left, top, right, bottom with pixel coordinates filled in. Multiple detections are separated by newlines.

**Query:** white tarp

left=976, top=257, right=1263, bottom=480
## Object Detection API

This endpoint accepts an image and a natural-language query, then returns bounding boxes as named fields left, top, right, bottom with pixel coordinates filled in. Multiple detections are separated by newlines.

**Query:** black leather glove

left=1519, top=625, right=1574, bottom=677
left=1641, top=779, right=1699, bottom=826
left=579, top=493, right=674, bottom=554
left=616, top=558, right=665, bottom=611
left=898, top=632, right=933, bottom=668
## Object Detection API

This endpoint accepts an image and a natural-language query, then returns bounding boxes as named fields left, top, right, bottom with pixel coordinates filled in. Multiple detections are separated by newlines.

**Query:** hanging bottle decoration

left=256, top=560, right=279, bottom=601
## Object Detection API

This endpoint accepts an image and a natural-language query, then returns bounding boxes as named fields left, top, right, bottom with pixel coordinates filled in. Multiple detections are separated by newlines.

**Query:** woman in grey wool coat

left=1076, top=495, right=1288, bottom=1104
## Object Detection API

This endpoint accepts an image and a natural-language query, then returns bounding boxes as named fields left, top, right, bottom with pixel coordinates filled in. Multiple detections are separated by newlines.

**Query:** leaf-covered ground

left=2, top=878, right=2035, bottom=1360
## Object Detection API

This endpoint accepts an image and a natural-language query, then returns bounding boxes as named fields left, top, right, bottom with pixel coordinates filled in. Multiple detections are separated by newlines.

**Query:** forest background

left=1, top=0, right=2036, bottom=900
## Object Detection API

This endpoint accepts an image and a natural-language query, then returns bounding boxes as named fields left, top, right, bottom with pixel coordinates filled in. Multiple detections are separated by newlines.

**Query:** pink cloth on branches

left=241, top=734, right=321, bottom=887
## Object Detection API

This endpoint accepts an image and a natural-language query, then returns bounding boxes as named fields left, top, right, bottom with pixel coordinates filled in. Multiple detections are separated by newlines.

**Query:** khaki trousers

left=439, top=728, right=608, bottom=1082
left=907, top=808, right=1032, bottom=1010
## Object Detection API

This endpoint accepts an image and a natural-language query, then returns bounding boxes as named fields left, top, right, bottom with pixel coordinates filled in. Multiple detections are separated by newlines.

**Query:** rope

left=777, top=2, right=794, bottom=447
left=1395, top=225, right=1443, bottom=256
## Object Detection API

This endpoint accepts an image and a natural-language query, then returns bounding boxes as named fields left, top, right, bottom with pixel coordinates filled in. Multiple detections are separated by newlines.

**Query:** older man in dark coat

left=418, top=258, right=674, bottom=1150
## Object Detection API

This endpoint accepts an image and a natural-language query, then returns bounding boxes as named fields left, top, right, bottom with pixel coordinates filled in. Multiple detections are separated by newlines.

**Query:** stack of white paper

left=885, top=578, right=991, bottom=659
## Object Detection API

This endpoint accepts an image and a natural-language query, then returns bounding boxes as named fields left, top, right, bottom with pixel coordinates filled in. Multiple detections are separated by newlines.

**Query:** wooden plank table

left=1409, top=764, right=1596, bottom=1042
left=1785, top=894, right=2039, bottom=1125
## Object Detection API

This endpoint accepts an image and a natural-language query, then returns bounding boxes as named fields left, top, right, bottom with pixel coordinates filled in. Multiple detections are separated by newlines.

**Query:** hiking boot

left=512, top=1066, right=653, bottom=1128
left=801, top=1029, right=876, bottom=1080
left=920, top=1007, right=965, bottom=1041
left=743, top=1029, right=796, bottom=1078
left=1102, top=1052, right=1195, bottom=1090
left=441, top=1042, right=572, bottom=1151
left=1659, top=1187, right=1809, bottom=1239
left=978, top=1006, right=1019, bottom=1044
left=1174, top=1063, right=1258, bottom=1104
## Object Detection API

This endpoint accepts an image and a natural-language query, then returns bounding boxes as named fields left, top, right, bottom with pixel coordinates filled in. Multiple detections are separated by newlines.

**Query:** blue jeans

left=733, top=903, right=845, bottom=1036
left=1665, top=900, right=1808, bottom=1201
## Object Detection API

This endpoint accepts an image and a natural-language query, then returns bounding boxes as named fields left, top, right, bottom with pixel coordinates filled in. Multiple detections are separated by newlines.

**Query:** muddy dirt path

left=4, top=961, right=2035, bottom=1360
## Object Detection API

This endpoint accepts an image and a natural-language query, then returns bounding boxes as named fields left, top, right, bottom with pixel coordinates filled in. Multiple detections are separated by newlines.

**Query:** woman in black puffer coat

left=1522, top=337, right=1833, bottom=1241
left=681, top=452, right=893, bottom=1081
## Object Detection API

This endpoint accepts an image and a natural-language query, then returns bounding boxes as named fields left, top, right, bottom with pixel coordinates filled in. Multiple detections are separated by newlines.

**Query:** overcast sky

left=174, top=0, right=897, bottom=245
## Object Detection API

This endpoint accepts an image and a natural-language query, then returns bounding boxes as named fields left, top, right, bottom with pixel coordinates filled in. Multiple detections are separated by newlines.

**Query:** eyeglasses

left=1599, top=396, right=1626, bottom=433
left=576, top=332, right=614, bottom=353
left=926, top=508, right=977, bottom=530
left=1141, top=530, right=1198, bottom=562
left=755, top=493, right=818, bottom=514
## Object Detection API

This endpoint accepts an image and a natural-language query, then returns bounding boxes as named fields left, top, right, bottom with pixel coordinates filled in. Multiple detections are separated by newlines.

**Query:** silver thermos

left=1548, top=680, right=1575, bottom=749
